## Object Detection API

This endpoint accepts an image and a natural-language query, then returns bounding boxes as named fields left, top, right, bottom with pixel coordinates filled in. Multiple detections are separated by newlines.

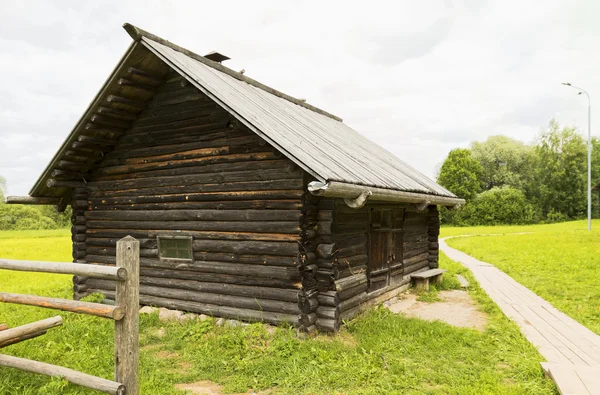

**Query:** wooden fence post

left=115, top=236, right=139, bottom=394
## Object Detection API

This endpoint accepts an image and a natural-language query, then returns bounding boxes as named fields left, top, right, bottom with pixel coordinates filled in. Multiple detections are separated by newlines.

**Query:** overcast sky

left=1, top=0, right=599, bottom=195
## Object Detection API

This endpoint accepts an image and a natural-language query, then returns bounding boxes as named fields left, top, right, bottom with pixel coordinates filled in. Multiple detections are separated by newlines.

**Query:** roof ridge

left=123, top=23, right=343, bottom=122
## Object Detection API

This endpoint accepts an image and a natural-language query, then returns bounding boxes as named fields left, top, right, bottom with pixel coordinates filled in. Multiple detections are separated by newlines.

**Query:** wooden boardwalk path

left=440, top=237, right=600, bottom=395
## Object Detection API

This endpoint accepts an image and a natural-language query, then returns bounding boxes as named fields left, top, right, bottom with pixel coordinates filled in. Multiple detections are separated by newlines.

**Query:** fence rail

left=0, top=236, right=140, bottom=395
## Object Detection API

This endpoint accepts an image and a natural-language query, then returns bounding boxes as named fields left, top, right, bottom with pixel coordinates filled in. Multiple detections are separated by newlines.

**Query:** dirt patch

left=386, top=290, right=488, bottom=331
left=157, top=350, right=180, bottom=359
left=175, top=380, right=275, bottom=395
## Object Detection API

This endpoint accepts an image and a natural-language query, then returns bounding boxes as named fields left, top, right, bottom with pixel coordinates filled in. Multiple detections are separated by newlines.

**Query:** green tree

left=534, top=120, right=587, bottom=219
left=437, top=148, right=483, bottom=201
left=471, top=135, right=534, bottom=191
left=455, top=186, right=540, bottom=226
left=0, top=176, right=6, bottom=203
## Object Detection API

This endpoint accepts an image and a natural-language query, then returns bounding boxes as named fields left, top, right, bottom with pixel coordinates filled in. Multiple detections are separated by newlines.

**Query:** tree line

left=437, top=120, right=600, bottom=225
left=0, top=177, right=71, bottom=230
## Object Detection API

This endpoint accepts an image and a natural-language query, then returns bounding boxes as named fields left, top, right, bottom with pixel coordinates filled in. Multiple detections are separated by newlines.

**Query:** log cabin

left=6, top=23, right=464, bottom=332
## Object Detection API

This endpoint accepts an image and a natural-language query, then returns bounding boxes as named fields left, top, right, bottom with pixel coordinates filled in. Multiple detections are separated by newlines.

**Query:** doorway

left=367, top=208, right=404, bottom=292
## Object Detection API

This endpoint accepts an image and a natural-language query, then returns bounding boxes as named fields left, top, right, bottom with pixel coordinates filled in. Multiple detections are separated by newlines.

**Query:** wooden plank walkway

left=440, top=237, right=600, bottom=395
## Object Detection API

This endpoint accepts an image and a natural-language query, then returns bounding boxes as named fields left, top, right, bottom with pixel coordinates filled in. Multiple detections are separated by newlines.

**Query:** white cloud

left=1, top=0, right=599, bottom=195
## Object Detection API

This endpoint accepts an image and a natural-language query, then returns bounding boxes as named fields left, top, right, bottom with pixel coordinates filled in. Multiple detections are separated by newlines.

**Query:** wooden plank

left=114, top=236, right=140, bottom=395
left=0, top=293, right=123, bottom=320
left=0, top=259, right=126, bottom=281
left=4, top=196, right=62, bottom=205
left=410, top=268, right=446, bottom=279
left=0, top=316, right=62, bottom=345
left=543, top=363, right=593, bottom=395
left=0, top=354, right=124, bottom=395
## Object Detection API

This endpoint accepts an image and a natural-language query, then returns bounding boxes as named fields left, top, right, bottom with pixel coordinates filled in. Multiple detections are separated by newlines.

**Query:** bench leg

left=414, top=278, right=429, bottom=292
left=431, top=274, right=444, bottom=285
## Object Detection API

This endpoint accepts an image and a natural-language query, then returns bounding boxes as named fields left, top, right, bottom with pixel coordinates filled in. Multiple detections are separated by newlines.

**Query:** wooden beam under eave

left=4, top=196, right=62, bottom=205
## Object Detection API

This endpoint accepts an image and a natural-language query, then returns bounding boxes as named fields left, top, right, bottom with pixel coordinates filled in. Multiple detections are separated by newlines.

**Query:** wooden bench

left=411, top=269, right=447, bottom=291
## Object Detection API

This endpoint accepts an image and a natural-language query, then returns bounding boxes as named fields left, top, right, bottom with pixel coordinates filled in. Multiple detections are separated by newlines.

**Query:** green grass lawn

left=444, top=219, right=600, bottom=335
left=0, top=230, right=555, bottom=394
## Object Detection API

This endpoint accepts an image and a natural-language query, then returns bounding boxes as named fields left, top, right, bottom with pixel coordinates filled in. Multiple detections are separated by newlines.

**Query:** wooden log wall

left=428, top=206, right=440, bottom=268
left=73, top=72, right=304, bottom=324
left=297, top=179, right=319, bottom=332
left=71, top=187, right=88, bottom=287
left=402, top=209, right=431, bottom=276
left=311, top=200, right=439, bottom=329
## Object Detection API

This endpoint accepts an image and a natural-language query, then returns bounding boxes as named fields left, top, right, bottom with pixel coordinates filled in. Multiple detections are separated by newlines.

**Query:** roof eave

left=308, top=181, right=465, bottom=208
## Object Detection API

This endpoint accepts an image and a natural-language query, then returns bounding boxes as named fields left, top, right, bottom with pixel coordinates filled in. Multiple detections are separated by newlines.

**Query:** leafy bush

left=0, top=204, right=61, bottom=230
left=545, top=209, right=569, bottom=223
left=442, top=186, right=540, bottom=226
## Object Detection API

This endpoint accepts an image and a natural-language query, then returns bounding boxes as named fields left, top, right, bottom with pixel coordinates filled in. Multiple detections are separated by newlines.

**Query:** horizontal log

left=87, top=200, right=301, bottom=211
left=334, top=273, right=367, bottom=292
left=140, top=267, right=298, bottom=288
left=403, top=246, right=430, bottom=260
left=47, top=179, right=86, bottom=189
left=0, top=316, right=62, bottom=345
left=96, top=106, right=137, bottom=121
left=95, top=151, right=279, bottom=176
left=338, top=282, right=368, bottom=301
left=316, top=306, right=339, bottom=320
left=86, top=252, right=296, bottom=268
left=298, top=297, right=318, bottom=314
left=106, top=94, right=145, bottom=110
left=73, top=284, right=88, bottom=293
left=84, top=246, right=156, bottom=259
left=87, top=179, right=303, bottom=198
left=0, top=259, right=126, bottom=280
left=336, top=244, right=366, bottom=258
left=0, top=330, right=47, bottom=348
left=87, top=276, right=299, bottom=302
left=315, top=318, right=339, bottom=332
left=138, top=294, right=300, bottom=326
left=317, top=292, right=339, bottom=307
left=110, top=124, right=245, bottom=153
left=193, top=240, right=298, bottom=256
left=0, top=354, right=124, bottom=395
left=85, top=220, right=300, bottom=234
left=72, top=225, right=87, bottom=233
left=85, top=209, right=301, bottom=222
left=134, top=284, right=300, bottom=314
left=87, top=190, right=303, bottom=205
left=118, top=78, right=156, bottom=92
left=88, top=167, right=301, bottom=193
left=127, top=66, right=163, bottom=84
left=0, top=293, right=123, bottom=320
left=4, top=196, right=61, bottom=205
left=127, top=112, right=229, bottom=136
left=86, top=238, right=158, bottom=249
left=404, top=260, right=431, bottom=275
left=403, top=252, right=430, bottom=266
left=51, top=169, right=85, bottom=179
left=85, top=230, right=298, bottom=243
left=338, top=291, right=374, bottom=312
left=146, top=259, right=298, bottom=280
left=132, top=103, right=220, bottom=129
left=94, top=158, right=292, bottom=182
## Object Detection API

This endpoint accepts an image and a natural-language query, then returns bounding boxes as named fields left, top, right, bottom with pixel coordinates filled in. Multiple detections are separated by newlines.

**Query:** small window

left=158, top=236, right=193, bottom=262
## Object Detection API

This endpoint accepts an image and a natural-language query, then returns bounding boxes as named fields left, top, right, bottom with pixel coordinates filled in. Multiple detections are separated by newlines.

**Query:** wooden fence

left=0, top=236, right=140, bottom=395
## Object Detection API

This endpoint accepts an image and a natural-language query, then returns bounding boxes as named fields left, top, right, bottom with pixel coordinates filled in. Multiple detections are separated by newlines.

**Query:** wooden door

left=368, top=208, right=404, bottom=291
